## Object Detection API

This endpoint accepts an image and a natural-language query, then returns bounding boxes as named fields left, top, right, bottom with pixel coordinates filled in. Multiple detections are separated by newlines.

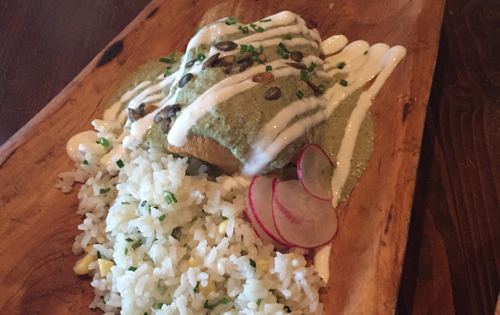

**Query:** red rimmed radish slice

left=297, top=144, right=334, bottom=201
left=249, top=175, right=292, bottom=247
left=244, top=197, right=288, bottom=250
left=272, top=179, right=338, bottom=248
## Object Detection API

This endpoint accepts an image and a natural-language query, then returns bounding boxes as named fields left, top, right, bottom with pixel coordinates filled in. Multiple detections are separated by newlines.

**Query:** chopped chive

left=277, top=46, right=284, bottom=56
left=240, top=44, right=247, bottom=53
left=159, top=214, right=166, bottom=221
left=97, top=251, right=102, bottom=259
left=339, top=79, right=348, bottom=86
left=246, top=44, right=255, bottom=53
left=100, top=138, right=109, bottom=147
left=256, top=26, right=264, bottom=32
left=131, top=239, right=142, bottom=250
left=167, top=66, right=172, bottom=70
left=238, top=25, right=242, bottom=30
left=99, top=188, right=111, bottom=194
left=158, top=303, right=164, bottom=309
left=241, top=26, right=249, bottom=34
left=163, top=70, right=171, bottom=78
left=83, top=160, right=88, bottom=165
left=122, top=201, right=130, bottom=205
left=318, top=84, right=326, bottom=93
left=337, top=61, right=346, bottom=69
left=124, top=248, right=128, bottom=255
left=300, top=70, right=309, bottom=82
left=284, top=34, right=292, bottom=40
left=158, top=57, right=170, bottom=63
left=257, top=298, right=262, bottom=306
left=266, top=65, right=272, bottom=72
left=115, top=159, right=124, bottom=168
left=260, top=18, right=271, bottom=22
left=148, top=205, right=152, bottom=213
left=164, top=191, right=177, bottom=204
left=140, top=200, right=146, bottom=207
left=249, top=258, right=256, bottom=268
left=150, top=257, right=154, bottom=262
left=125, top=238, right=133, bottom=242
left=128, top=267, right=137, bottom=271
left=204, top=300, right=214, bottom=310
left=221, top=297, right=229, bottom=304
left=307, top=62, right=316, bottom=72
left=221, top=214, right=228, bottom=220
left=193, top=282, right=199, bottom=293
left=259, top=44, right=264, bottom=53
left=226, top=17, right=237, bottom=25
left=282, top=53, right=289, bottom=60
left=296, top=90, right=304, bottom=99
left=196, top=53, right=206, bottom=61
left=278, top=42, right=290, bottom=53
left=144, top=313, right=148, bottom=315
left=170, top=52, right=175, bottom=61
left=249, top=23, right=256, bottom=30
left=364, top=50, right=368, bottom=55
left=254, top=57, right=264, bottom=64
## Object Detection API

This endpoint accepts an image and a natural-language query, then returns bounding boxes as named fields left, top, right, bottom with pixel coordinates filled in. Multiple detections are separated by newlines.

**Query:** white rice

left=58, top=121, right=324, bottom=314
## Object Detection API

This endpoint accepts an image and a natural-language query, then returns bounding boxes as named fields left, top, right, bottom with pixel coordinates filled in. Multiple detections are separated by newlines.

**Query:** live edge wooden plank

left=0, top=0, right=444, bottom=314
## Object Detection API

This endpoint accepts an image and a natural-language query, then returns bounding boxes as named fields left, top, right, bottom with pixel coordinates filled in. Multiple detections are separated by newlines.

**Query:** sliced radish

left=249, top=176, right=292, bottom=247
left=272, top=179, right=338, bottom=248
left=297, top=144, right=334, bottom=200
left=244, top=197, right=288, bottom=249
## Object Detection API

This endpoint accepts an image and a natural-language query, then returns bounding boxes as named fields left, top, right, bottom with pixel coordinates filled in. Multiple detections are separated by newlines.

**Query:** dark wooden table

left=1, top=1, right=498, bottom=314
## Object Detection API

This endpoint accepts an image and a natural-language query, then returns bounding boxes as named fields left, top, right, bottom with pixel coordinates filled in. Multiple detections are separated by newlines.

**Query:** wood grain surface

left=0, top=0, right=462, bottom=314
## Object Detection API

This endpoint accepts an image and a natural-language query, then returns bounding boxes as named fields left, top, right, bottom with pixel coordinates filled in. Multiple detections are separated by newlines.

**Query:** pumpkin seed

left=285, top=62, right=307, bottom=70
left=290, top=51, right=304, bottom=62
left=252, top=72, right=274, bottom=85
left=264, top=87, right=281, bottom=100
left=128, top=108, right=141, bottom=122
left=179, top=73, right=193, bottom=88
left=214, top=41, right=238, bottom=52
left=161, top=118, right=171, bottom=133
left=202, top=53, right=220, bottom=70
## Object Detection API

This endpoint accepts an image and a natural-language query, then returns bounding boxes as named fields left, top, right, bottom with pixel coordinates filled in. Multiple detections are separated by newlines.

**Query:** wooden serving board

left=0, top=0, right=445, bottom=314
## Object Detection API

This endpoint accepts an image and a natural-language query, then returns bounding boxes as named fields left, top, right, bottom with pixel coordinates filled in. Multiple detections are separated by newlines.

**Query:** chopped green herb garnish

left=122, top=201, right=130, bottom=205
left=238, top=25, right=242, bottom=30
left=95, top=141, right=99, bottom=144
left=296, top=90, right=304, bottom=99
left=170, top=52, right=175, bottom=61
left=249, top=23, right=257, bottom=30
left=249, top=258, right=256, bottom=268
left=339, top=79, right=348, bottom=86
left=171, top=227, right=182, bottom=240
left=125, top=238, right=133, bottom=242
left=128, top=267, right=137, bottom=271
left=83, top=160, right=88, bottom=165
left=131, top=239, right=142, bottom=250
left=193, top=282, right=199, bottom=293
left=240, top=44, right=248, bottom=53
left=158, top=57, right=170, bottom=63
left=99, top=188, right=111, bottom=194
left=150, top=257, right=154, bottom=262
left=148, top=205, right=152, bottom=213
left=337, top=61, right=346, bottom=69
left=144, top=313, right=148, bottom=315
left=257, top=298, right=262, bottom=306
left=226, top=17, right=237, bottom=25
left=246, top=44, right=255, bottom=54
left=221, top=298, right=229, bottom=304
left=282, top=53, right=289, bottom=60
left=266, top=65, right=272, bottom=72
left=221, top=214, right=228, bottom=220
left=196, top=53, right=206, bottom=61
left=260, top=18, right=272, bottom=22
left=259, top=44, right=264, bottom=53
left=307, top=62, right=316, bottom=72
left=164, top=191, right=177, bottom=204
left=124, top=248, right=128, bottom=255
left=364, top=50, right=368, bottom=55
left=300, top=70, right=309, bottom=82
left=100, top=138, right=109, bottom=147
left=115, top=159, right=124, bottom=168
left=278, top=42, right=290, bottom=53
left=256, top=26, right=264, bottom=32
left=204, top=300, right=214, bottom=310
left=163, top=70, right=171, bottom=78
left=241, top=26, right=249, bottom=34
left=158, top=303, right=164, bottom=309
left=140, top=200, right=146, bottom=207
left=318, top=84, right=326, bottom=93
left=254, top=57, right=264, bottom=64
left=277, top=46, right=284, bottom=56
left=97, top=251, right=102, bottom=259
left=159, top=214, right=166, bottom=221
left=284, top=34, right=292, bottom=40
